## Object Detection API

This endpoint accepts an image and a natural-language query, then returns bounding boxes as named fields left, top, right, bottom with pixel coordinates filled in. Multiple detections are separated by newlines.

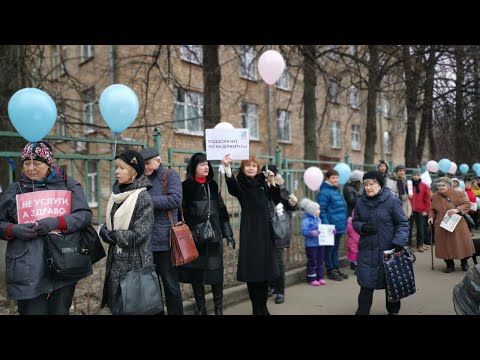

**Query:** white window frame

left=51, top=45, right=66, bottom=79
left=351, top=124, right=361, bottom=151
left=241, top=102, right=259, bottom=140
left=348, top=85, right=359, bottom=109
left=325, top=45, right=340, bottom=61
left=87, top=172, right=98, bottom=208
left=277, top=110, right=291, bottom=143
left=80, top=45, right=94, bottom=62
left=276, top=66, right=289, bottom=90
left=328, top=78, right=340, bottom=104
left=384, top=131, right=392, bottom=154
left=180, top=45, right=203, bottom=65
left=174, top=88, right=204, bottom=135
left=382, top=96, right=391, bottom=118
left=57, top=103, right=66, bottom=137
left=330, top=121, right=341, bottom=149
left=239, top=46, right=257, bottom=81
left=83, top=88, right=96, bottom=134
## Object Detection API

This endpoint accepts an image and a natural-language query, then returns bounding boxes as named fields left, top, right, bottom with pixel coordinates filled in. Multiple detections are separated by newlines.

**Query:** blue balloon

left=8, top=88, right=57, bottom=142
left=334, top=162, right=352, bottom=185
left=458, top=180, right=465, bottom=190
left=438, top=158, right=451, bottom=173
left=99, top=84, right=139, bottom=133
left=473, top=163, right=480, bottom=173
left=459, top=163, right=469, bottom=174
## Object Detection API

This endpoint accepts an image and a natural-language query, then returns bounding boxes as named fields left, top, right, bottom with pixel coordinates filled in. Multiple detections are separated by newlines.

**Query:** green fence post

left=275, top=145, right=282, bottom=170
left=344, top=153, right=350, bottom=168
left=153, top=128, right=161, bottom=154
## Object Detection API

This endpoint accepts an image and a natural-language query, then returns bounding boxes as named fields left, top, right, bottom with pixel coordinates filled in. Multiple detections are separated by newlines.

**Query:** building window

left=51, top=45, right=66, bottom=79
left=384, top=131, right=392, bottom=154
left=325, top=45, right=340, bottom=61
left=382, top=96, right=391, bottom=118
left=328, top=78, right=340, bottom=103
left=180, top=45, right=203, bottom=65
left=87, top=161, right=98, bottom=208
left=174, top=88, right=204, bottom=134
left=351, top=124, right=361, bottom=151
left=276, top=66, right=289, bottom=90
left=57, top=102, right=67, bottom=137
left=277, top=110, right=291, bottom=143
left=330, top=121, right=341, bottom=149
left=348, top=85, right=359, bottom=109
left=80, top=45, right=94, bottom=62
left=83, top=88, right=96, bottom=134
left=241, top=102, right=259, bottom=140
left=239, top=45, right=257, bottom=81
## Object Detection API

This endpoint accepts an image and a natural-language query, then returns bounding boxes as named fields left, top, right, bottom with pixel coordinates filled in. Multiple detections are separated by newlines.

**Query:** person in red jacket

left=464, top=178, right=477, bottom=232
left=409, top=170, right=431, bottom=252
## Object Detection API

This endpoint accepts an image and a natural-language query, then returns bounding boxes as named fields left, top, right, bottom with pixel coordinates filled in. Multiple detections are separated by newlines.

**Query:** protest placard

left=318, top=224, right=335, bottom=246
left=205, top=128, right=249, bottom=160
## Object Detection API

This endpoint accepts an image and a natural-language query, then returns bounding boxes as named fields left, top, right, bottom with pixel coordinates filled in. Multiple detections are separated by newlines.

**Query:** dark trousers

left=153, top=250, right=184, bottom=315
left=17, top=283, right=77, bottom=315
left=324, top=233, right=342, bottom=272
left=305, top=246, right=325, bottom=282
left=424, top=216, right=431, bottom=245
left=270, top=248, right=285, bottom=294
left=408, top=211, right=425, bottom=247
left=247, top=281, right=269, bottom=315
left=355, top=286, right=401, bottom=315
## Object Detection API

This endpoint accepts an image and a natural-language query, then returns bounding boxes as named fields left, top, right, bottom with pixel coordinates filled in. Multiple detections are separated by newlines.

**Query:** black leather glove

left=99, top=225, right=116, bottom=245
left=362, top=223, right=377, bottom=234
left=33, top=217, right=59, bottom=236
left=11, top=223, right=37, bottom=240
left=394, top=245, right=404, bottom=253
left=226, top=236, right=236, bottom=249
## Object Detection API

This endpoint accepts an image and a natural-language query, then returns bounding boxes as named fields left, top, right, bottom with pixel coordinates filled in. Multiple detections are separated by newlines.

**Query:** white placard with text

left=205, top=128, right=249, bottom=160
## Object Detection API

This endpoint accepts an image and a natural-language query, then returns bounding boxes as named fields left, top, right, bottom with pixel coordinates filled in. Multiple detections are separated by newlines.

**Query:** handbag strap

left=163, top=169, right=185, bottom=225
left=205, top=183, right=211, bottom=220
left=444, top=196, right=462, bottom=214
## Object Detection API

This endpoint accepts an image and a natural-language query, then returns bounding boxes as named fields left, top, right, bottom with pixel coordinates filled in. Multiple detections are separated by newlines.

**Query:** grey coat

left=101, top=174, right=155, bottom=314
left=0, top=170, right=93, bottom=300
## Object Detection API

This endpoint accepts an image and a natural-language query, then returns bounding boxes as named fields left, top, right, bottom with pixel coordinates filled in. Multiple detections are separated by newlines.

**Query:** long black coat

left=226, top=171, right=280, bottom=282
left=178, top=177, right=233, bottom=284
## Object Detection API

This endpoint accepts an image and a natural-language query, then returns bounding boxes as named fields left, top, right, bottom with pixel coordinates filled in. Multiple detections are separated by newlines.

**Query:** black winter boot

left=192, top=283, right=207, bottom=315
left=461, top=258, right=469, bottom=271
left=211, top=283, right=223, bottom=315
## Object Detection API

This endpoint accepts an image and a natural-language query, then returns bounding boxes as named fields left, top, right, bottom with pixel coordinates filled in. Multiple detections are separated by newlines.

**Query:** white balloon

left=214, top=122, right=235, bottom=129
left=258, top=50, right=286, bottom=85
left=304, top=167, right=324, bottom=191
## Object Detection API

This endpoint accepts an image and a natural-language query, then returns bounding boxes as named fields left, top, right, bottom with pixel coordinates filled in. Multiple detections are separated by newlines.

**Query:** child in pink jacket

left=347, top=210, right=360, bottom=275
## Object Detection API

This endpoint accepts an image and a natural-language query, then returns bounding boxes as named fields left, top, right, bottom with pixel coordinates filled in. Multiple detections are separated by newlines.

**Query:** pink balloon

left=257, top=50, right=285, bottom=85
left=448, top=162, right=457, bottom=175
left=426, top=160, right=438, bottom=173
left=304, top=167, right=324, bottom=191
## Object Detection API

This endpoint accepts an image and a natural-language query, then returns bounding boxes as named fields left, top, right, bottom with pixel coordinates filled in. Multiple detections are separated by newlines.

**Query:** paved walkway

left=223, top=242, right=474, bottom=315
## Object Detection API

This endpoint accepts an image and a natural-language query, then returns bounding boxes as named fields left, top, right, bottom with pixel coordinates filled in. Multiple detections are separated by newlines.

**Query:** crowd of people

left=0, top=143, right=477, bottom=315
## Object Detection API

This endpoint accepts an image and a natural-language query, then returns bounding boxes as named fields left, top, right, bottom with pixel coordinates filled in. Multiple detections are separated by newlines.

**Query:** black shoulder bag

left=190, top=184, right=217, bottom=245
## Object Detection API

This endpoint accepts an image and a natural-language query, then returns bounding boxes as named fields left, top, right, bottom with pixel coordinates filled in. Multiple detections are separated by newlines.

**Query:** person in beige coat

left=428, top=177, right=475, bottom=273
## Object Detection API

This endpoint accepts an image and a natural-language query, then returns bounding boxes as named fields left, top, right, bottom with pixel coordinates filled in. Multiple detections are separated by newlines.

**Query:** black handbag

left=271, top=206, right=290, bottom=241
left=190, top=184, right=217, bottom=245
left=116, top=239, right=164, bottom=315
left=383, top=247, right=416, bottom=303
left=43, top=232, right=92, bottom=280
left=81, top=224, right=106, bottom=265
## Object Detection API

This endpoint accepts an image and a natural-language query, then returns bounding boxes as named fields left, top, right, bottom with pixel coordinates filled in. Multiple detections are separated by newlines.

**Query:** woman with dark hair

left=178, top=153, right=235, bottom=315
left=0, top=141, right=93, bottom=315
left=221, top=154, right=280, bottom=315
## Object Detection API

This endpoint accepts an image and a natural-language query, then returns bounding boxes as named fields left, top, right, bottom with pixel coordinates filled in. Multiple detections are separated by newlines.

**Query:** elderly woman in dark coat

left=0, top=142, right=92, bottom=315
left=178, top=153, right=235, bottom=315
left=353, top=171, right=409, bottom=315
left=221, top=154, right=280, bottom=315
left=428, top=177, right=475, bottom=272
left=99, top=150, right=155, bottom=315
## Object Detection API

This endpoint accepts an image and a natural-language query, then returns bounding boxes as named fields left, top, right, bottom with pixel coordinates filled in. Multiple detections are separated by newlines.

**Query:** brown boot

left=416, top=246, right=424, bottom=253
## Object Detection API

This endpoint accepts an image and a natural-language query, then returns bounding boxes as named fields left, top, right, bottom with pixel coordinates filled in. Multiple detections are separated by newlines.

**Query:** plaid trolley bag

left=383, top=248, right=416, bottom=302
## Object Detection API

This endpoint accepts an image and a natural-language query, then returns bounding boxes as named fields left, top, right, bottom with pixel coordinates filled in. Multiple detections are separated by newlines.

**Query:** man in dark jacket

left=140, top=147, right=183, bottom=315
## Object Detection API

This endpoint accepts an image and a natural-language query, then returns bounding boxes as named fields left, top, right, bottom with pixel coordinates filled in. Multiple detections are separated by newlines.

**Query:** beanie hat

left=300, top=198, right=320, bottom=215
left=395, top=164, right=406, bottom=172
left=274, top=173, right=284, bottom=186
left=437, top=177, right=453, bottom=188
left=363, top=171, right=385, bottom=187
left=21, top=142, right=54, bottom=167
left=412, top=169, right=421, bottom=176
left=116, top=150, right=145, bottom=177
left=261, top=164, right=278, bottom=176
left=350, top=169, right=364, bottom=182
left=140, top=147, right=160, bottom=161
left=377, top=160, right=389, bottom=172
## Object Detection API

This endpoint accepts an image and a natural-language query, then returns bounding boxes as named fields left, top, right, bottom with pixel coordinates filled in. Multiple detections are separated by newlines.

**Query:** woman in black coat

left=221, top=154, right=280, bottom=315
left=178, top=153, right=235, bottom=315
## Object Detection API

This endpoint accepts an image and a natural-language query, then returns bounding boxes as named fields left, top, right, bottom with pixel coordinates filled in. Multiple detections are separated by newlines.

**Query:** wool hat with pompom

left=300, top=198, right=320, bottom=215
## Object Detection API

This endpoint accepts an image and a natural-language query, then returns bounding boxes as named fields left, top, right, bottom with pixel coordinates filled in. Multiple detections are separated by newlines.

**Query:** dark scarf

left=412, top=178, right=421, bottom=194
left=397, top=178, right=408, bottom=196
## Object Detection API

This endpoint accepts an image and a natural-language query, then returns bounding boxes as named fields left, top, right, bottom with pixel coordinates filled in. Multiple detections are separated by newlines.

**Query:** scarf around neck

left=106, top=187, right=146, bottom=230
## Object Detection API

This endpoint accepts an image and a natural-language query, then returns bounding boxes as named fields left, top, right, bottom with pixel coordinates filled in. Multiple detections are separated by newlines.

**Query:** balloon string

left=113, top=133, right=118, bottom=158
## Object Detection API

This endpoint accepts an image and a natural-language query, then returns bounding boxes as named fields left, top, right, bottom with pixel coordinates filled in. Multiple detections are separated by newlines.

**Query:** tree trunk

left=302, top=45, right=317, bottom=168
left=403, top=46, right=420, bottom=168
left=454, top=45, right=466, bottom=164
left=364, top=45, right=379, bottom=165
left=202, top=45, right=221, bottom=150
left=418, top=46, right=435, bottom=162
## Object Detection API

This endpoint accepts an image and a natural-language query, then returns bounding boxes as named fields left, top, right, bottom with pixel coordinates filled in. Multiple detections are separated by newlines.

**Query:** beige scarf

left=106, top=188, right=146, bottom=231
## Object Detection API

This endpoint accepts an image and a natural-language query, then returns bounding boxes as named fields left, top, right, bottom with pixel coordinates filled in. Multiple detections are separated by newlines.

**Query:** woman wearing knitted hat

left=427, top=177, right=475, bottom=273
left=99, top=149, right=156, bottom=314
left=353, top=171, right=409, bottom=315
left=0, top=141, right=93, bottom=314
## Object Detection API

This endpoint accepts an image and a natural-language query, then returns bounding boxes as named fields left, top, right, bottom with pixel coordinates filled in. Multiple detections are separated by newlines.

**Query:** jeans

left=324, top=233, right=342, bottom=272
left=17, top=283, right=77, bottom=315
left=270, top=248, right=285, bottom=294
left=153, top=250, right=184, bottom=315
left=355, top=286, right=401, bottom=315
left=424, top=216, right=431, bottom=245
left=408, top=211, right=425, bottom=247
